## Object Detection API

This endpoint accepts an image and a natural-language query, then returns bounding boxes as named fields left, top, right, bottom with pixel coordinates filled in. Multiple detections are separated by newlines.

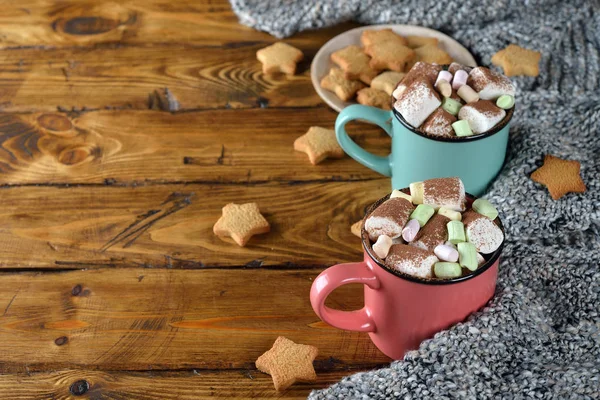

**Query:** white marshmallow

left=468, top=67, right=516, bottom=100
left=465, top=217, right=504, bottom=254
left=394, top=80, right=441, bottom=128
left=385, top=244, right=439, bottom=279
left=458, top=101, right=506, bottom=134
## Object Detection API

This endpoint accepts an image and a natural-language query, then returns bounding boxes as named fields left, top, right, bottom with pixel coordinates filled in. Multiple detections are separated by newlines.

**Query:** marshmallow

left=385, top=244, right=439, bottom=279
left=394, top=79, right=442, bottom=128
left=452, top=120, right=473, bottom=137
left=457, top=242, right=478, bottom=271
left=438, top=207, right=462, bottom=221
left=448, top=62, right=473, bottom=75
left=435, top=79, right=452, bottom=97
left=462, top=211, right=504, bottom=254
left=447, top=220, right=466, bottom=244
left=442, top=97, right=462, bottom=116
left=421, top=108, right=456, bottom=138
left=365, top=197, right=415, bottom=241
left=468, top=67, right=516, bottom=100
left=392, top=62, right=443, bottom=99
left=434, top=262, right=462, bottom=279
left=410, top=204, right=435, bottom=227
left=476, top=252, right=486, bottom=267
left=472, top=198, right=499, bottom=220
left=452, top=69, right=469, bottom=90
left=411, top=214, right=450, bottom=252
left=457, top=85, right=479, bottom=103
left=373, top=235, right=393, bottom=259
left=435, top=70, right=453, bottom=86
left=496, top=94, right=515, bottom=109
left=410, top=181, right=424, bottom=204
left=402, top=218, right=421, bottom=242
left=422, top=177, right=466, bottom=211
left=458, top=100, right=506, bottom=134
left=390, top=189, right=412, bottom=202
left=434, top=244, right=459, bottom=262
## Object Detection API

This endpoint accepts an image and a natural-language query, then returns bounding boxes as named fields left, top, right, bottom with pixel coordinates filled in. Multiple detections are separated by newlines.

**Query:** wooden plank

left=0, top=44, right=325, bottom=112
left=0, top=180, right=390, bottom=269
left=0, top=369, right=358, bottom=399
left=0, top=268, right=389, bottom=372
left=0, top=110, right=389, bottom=185
left=0, top=0, right=357, bottom=48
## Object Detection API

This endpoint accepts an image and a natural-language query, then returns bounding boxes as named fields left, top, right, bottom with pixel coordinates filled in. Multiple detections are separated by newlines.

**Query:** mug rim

left=361, top=190, right=504, bottom=285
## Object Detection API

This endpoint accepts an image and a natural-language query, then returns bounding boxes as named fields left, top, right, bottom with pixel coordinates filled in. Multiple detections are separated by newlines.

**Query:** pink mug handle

left=310, top=262, right=380, bottom=332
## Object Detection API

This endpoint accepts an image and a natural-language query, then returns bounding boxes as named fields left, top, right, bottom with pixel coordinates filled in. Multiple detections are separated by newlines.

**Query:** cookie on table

left=406, top=36, right=439, bottom=49
left=360, top=28, right=407, bottom=47
left=320, top=67, right=365, bottom=101
left=256, top=42, right=304, bottom=75
left=294, top=126, right=344, bottom=165
left=256, top=336, right=318, bottom=392
left=530, top=155, right=586, bottom=200
left=412, top=44, right=453, bottom=66
left=364, top=41, right=416, bottom=72
left=213, top=203, right=270, bottom=247
left=371, top=71, right=405, bottom=96
left=331, top=45, right=379, bottom=85
left=351, top=220, right=363, bottom=237
left=491, top=44, right=541, bottom=77
left=356, top=88, right=391, bottom=110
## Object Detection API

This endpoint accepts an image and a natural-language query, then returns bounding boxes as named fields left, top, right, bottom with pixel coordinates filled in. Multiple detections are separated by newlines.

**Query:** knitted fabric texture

left=231, top=1, right=600, bottom=398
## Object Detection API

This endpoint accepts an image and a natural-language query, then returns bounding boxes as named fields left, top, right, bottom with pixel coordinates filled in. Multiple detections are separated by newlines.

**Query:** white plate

left=311, top=24, right=477, bottom=113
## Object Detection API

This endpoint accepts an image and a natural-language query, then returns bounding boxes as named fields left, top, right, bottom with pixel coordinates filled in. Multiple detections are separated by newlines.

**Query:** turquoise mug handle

left=335, top=105, right=393, bottom=177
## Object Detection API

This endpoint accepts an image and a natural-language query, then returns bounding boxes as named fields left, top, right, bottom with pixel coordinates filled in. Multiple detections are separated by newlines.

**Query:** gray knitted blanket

left=230, top=1, right=600, bottom=398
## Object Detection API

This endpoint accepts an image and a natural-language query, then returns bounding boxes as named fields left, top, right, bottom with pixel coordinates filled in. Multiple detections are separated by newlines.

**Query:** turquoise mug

left=335, top=105, right=513, bottom=195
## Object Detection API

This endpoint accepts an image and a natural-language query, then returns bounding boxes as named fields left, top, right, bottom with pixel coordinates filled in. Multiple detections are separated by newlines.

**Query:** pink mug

left=310, top=192, right=503, bottom=360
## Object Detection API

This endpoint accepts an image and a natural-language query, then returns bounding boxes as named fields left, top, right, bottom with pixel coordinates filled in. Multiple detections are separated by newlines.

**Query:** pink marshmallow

left=434, top=244, right=459, bottom=262
left=435, top=70, right=453, bottom=86
left=402, top=219, right=421, bottom=242
left=452, top=70, right=469, bottom=90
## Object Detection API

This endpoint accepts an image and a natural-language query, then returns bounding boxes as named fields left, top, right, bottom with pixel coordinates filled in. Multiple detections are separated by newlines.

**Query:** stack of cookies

left=320, top=29, right=453, bottom=110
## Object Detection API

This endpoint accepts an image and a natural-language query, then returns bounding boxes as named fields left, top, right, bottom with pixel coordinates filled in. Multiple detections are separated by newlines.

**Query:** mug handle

left=310, top=262, right=380, bottom=332
left=335, top=104, right=393, bottom=177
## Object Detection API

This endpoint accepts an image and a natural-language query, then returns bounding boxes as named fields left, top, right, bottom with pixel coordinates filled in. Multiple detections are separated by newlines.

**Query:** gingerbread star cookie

left=491, top=44, right=541, bottom=77
left=356, top=87, right=391, bottom=110
left=320, top=68, right=365, bottom=101
left=213, top=203, right=270, bottom=246
left=294, top=126, right=344, bottom=165
left=406, top=36, right=439, bottom=49
left=256, top=336, right=318, bottom=392
left=413, top=44, right=453, bottom=66
left=364, top=41, right=416, bottom=72
left=530, top=155, right=586, bottom=200
left=331, top=45, right=379, bottom=84
left=360, top=28, right=407, bottom=47
left=351, top=220, right=362, bottom=237
left=256, top=42, right=304, bottom=75
left=370, top=71, right=405, bottom=96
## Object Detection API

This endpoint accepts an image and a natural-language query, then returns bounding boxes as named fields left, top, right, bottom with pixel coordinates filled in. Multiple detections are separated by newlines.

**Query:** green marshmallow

left=447, top=220, right=466, bottom=244
left=442, top=97, right=463, bottom=116
left=457, top=242, right=478, bottom=271
left=472, top=198, right=499, bottom=220
left=452, top=120, right=473, bottom=137
left=434, top=262, right=462, bottom=279
left=410, top=204, right=435, bottom=227
left=496, top=94, right=515, bottom=109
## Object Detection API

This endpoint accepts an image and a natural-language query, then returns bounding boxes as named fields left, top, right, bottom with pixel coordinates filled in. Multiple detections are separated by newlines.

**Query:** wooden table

left=0, top=1, right=393, bottom=398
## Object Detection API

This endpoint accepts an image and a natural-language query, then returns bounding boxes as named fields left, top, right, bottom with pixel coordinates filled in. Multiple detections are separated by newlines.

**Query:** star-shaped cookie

left=530, top=155, right=586, bottom=200
left=364, top=41, right=416, bottom=72
left=256, top=42, right=304, bottom=75
left=213, top=203, right=270, bottom=246
left=360, top=28, right=407, bottom=47
left=491, top=44, right=541, bottom=77
left=331, top=45, right=379, bottom=84
left=294, top=126, right=344, bottom=165
left=320, top=68, right=365, bottom=101
left=256, top=336, right=318, bottom=392
left=351, top=220, right=362, bottom=237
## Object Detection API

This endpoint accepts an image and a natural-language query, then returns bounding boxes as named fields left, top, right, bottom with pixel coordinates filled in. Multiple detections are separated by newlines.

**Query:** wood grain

left=0, top=369, right=357, bottom=399
left=0, top=0, right=357, bottom=48
left=0, top=180, right=389, bottom=269
left=0, top=110, right=389, bottom=185
left=0, top=268, right=389, bottom=372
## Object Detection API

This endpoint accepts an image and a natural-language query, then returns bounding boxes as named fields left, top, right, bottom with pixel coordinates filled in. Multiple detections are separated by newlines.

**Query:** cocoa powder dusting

left=368, top=197, right=414, bottom=226
left=386, top=243, right=432, bottom=265
left=413, top=213, right=450, bottom=250
left=424, top=177, right=460, bottom=203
